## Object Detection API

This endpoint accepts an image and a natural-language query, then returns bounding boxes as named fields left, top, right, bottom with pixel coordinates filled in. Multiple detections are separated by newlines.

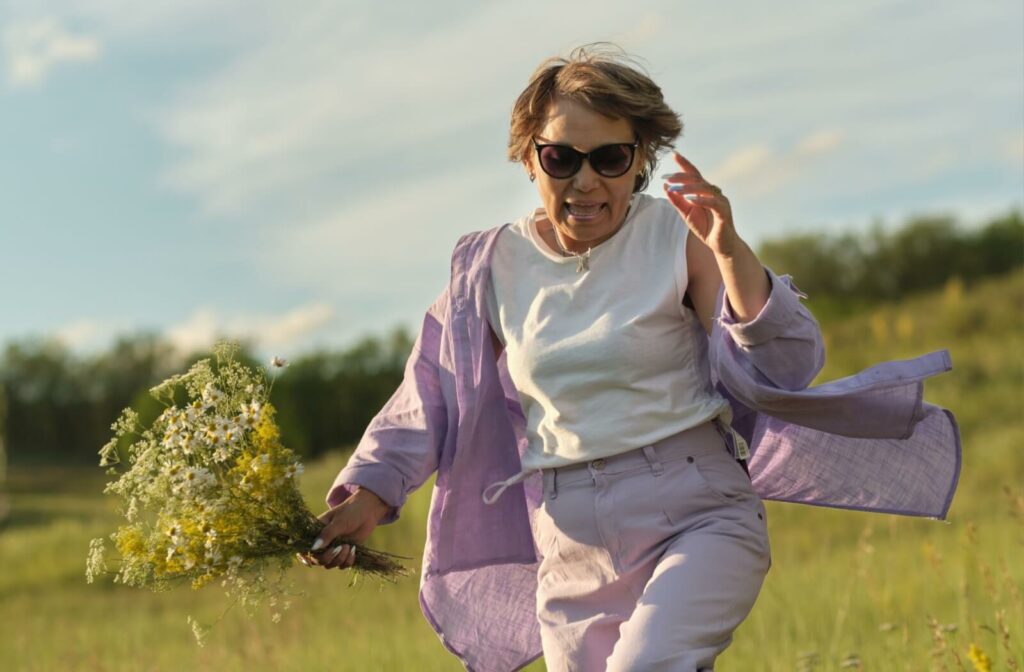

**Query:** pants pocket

left=691, top=451, right=755, bottom=506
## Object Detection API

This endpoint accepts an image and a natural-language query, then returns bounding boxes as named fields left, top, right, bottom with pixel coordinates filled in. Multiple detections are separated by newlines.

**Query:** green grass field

left=2, top=272, right=1022, bottom=671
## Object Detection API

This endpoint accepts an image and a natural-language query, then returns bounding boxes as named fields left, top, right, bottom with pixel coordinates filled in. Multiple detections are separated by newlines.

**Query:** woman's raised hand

left=662, top=152, right=740, bottom=258
left=299, top=487, right=390, bottom=570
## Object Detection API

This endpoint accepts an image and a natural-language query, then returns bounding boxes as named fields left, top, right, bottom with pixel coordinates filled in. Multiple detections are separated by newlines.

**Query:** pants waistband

left=543, top=422, right=729, bottom=490
left=482, top=420, right=744, bottom=506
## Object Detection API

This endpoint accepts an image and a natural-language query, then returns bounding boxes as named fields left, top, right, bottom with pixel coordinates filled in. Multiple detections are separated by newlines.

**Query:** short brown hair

left=508, top=44, right=682, bottom=193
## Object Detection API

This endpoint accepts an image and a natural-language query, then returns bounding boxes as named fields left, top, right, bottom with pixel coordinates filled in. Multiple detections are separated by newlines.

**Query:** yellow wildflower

left=967, top=643, right=992, bottom=672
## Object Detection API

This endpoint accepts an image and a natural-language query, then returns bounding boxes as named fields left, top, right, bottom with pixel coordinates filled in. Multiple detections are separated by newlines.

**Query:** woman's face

left=527, top=96, right=642, bottom=249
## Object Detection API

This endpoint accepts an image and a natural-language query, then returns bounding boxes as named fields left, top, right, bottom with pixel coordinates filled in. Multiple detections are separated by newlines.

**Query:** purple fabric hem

left=765, top=405, right=962, bottom=523
left=418, top=587, right=543, bottom=672
left=937, top=407, right=963, bottom=519
left=418, top=591, right=472, bottom=670
left=764, top=495, right=953, bottom=520
left=510, top=652, right=545, bottom=670
left=758, top=406, right=962, bottom=520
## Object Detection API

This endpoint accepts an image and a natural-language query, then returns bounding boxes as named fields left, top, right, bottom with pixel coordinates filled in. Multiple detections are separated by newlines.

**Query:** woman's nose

left=572, top=161, right=600, bottom=191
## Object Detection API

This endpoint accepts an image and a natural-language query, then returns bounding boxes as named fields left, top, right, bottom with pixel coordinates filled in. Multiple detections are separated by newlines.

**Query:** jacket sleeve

left=325, top=289, right=450, bottom=524
left=712, top=269, right=825, bottom=391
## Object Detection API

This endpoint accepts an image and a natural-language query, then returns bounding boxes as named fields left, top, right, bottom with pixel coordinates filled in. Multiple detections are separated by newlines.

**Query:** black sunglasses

left=533, top=139, right=639, bottom=179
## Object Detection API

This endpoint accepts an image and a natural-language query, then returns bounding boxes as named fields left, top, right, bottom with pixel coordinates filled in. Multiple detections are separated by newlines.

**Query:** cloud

left=794, top=129, right=843, bottom=157
left=709, top=129, right=845, bottom=196
left=266, top=165, right=513, bottom=277
left=50, top=303, right=335, bottom=356
left=141, top=0, right=1015, bottom=249
left=710, top=144, right=774, bottom=184
left=54, top=319, right=122, bottom=351
left=151, top=2, right=665, bottom=216
left=611, top=12, right=664, bottom=46
left=255, top=160, right=527, bottom=339
left=261, top=303, right=336, bottom=349
left=165, top=302, right=336, bottom=354
left=1004, top=130, right=1024, bottom=165
left=3, top=17, right=101, bottom=87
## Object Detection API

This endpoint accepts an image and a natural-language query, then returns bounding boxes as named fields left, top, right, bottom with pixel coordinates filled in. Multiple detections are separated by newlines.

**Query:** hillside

left=1, top=271, right=1021, bottom=671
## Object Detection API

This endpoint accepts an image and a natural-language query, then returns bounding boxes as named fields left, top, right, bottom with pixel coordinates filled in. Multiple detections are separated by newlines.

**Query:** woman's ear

left=633, top=146, right=650, bottom=193
left=524, top=159, right=536, bottom=182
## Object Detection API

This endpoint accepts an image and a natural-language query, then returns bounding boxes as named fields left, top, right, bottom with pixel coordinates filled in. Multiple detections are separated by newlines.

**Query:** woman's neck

left=536, top=206, right=631, bottom=256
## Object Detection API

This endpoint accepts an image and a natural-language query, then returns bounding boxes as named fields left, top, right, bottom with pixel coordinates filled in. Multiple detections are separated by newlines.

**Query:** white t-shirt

left=486, top=193, right=730, bottom=470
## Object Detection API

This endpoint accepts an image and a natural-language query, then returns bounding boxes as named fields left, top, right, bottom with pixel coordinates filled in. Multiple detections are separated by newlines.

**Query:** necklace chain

left=544, top=199, right=634, bottom=274
left=551, top=227, right=591, bottom=273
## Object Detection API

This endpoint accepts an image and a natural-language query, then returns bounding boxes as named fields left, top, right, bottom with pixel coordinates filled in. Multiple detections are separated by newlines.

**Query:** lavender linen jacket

left=327, top=223, right=961, bottom=672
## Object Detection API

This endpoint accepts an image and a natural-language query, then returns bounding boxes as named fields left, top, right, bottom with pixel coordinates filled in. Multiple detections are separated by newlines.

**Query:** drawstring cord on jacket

left=482, top=469, right=536, bottom=505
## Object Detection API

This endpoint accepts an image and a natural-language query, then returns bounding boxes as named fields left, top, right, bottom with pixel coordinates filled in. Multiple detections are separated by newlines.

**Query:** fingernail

left=296, top=554, right=310, bottom=567
left=350, top=547, right=357, bottom=565
left=660, top=173, right=676, bottom=179
left=330, top=545, right=344, bottom=558
left=666, top=185, right=685, bottom=192
left=311, top=538, right=325, bottom=552
left=684, top=194, right=698, bottom=201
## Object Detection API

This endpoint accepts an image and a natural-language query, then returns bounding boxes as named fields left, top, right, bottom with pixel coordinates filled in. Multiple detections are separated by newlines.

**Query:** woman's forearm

left=662, top=153, right=770, bottom=324
left=716, top=238, right=770, bottom=324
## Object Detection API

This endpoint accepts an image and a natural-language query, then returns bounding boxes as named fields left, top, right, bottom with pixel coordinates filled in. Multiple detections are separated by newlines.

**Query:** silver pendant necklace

left=547, top=199, right=633, bottom=273
left=551, top=228, right=591, bottom=273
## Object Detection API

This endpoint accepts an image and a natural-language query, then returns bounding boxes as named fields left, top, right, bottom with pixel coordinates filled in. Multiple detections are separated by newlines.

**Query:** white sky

left=1, top=0, right=1022, bottom=357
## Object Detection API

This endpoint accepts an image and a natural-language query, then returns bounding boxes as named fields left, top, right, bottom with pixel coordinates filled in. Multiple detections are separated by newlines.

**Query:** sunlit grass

left=1, top=272, right=1021, bottom=671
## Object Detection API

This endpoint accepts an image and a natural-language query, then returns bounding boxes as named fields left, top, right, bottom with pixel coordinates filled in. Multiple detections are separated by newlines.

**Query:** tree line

left=757, top=209, right=1022, bottom=315
left=0, top=208, right=1020, bottom=466
left=0, top=329, right=412, bottom=466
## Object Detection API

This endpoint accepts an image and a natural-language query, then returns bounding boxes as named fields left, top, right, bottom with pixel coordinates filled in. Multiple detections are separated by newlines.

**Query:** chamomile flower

left=201, top=383, right=223, bottom=409
left=238, top=400, right=262, bottom=429
left=177, top=466, right=216, bottom=493
left=161, top=429, right=180, bottom=449
left=179, top=432, right=197, bottom=455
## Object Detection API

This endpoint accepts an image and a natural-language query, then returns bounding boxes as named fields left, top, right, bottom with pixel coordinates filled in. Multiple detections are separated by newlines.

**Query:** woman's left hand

left=662, top=151, right=740, bottom=258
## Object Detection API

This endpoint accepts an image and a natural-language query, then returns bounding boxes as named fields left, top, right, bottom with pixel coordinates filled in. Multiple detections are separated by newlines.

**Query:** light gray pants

left=534, top=422, right=771, bottom=671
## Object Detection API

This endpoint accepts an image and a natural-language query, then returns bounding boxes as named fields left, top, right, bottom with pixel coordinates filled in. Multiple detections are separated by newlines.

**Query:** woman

left=303, top=46, right=960, bottom=672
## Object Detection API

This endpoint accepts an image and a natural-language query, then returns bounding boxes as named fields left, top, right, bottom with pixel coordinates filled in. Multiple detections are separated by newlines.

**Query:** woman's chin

left=561, top=210, right=628, bottom=244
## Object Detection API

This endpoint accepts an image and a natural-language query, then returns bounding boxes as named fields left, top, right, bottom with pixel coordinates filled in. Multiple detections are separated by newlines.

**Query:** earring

left=529, top=173, right=536, bottom=182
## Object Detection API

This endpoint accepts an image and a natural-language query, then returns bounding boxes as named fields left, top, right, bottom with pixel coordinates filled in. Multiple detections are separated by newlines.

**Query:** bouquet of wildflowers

left=86, top=342, right=407, bottom=640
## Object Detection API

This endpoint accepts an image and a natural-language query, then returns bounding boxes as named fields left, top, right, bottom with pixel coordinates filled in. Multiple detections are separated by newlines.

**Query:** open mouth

left=564, top=202, right=605, bottom=221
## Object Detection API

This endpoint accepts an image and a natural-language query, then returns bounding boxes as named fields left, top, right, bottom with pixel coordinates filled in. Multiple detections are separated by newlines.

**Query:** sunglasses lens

left=590, top=144, right=634, bottom=177
left=538, top=145, right=582, bottom=178
left=535, top=142, right=636, bottom=178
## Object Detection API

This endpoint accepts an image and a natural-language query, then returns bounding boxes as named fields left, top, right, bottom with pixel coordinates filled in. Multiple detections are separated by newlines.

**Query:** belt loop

left=642, top=445, right=663, bottom=476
